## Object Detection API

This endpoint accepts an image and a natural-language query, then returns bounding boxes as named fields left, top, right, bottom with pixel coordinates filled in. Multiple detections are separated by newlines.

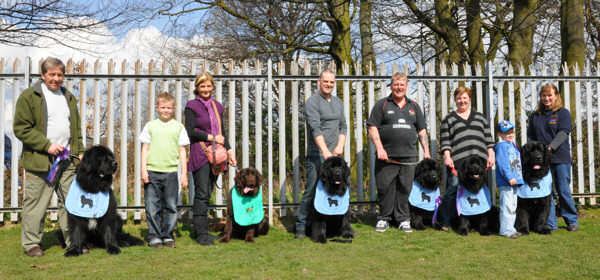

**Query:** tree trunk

left=465, top=0, right=485, bottom=68
left=561, top=0, right=585, bottom=114
left=360, top=0, right=376, bottom=74
left=328, top=0, right=354, bottom=68
left=435, top=0, right=465, bottom=65
left=505, top=0, right=539, bottom=125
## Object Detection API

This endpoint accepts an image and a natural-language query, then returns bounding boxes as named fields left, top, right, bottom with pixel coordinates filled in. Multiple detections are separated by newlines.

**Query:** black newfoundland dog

left=409, top=158, right=442, bottom=230
left=455, top=156, right=492, bottom=236
left=219, top=167, right=269, bottom=243
left=515, top=141, right=553, bottom=235
left=307, top=156, right=356, bottom=244
left=61, top=145, right=144, bottom=256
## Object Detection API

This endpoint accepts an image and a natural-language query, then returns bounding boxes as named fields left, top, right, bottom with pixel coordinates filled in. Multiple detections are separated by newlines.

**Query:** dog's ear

left=253, top=168, right=263, bottom=186
left=234, top=169, right=243, bottom=186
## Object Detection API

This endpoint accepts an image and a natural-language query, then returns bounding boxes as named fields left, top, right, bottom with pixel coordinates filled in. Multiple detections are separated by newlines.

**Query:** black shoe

left=295, top=230, right=306, bottom=239
left=195, top=235, right=215, bottom=246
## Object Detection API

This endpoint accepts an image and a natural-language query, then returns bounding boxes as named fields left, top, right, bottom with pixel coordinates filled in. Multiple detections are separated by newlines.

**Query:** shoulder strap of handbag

left=199, top=100, right=224, bottom=163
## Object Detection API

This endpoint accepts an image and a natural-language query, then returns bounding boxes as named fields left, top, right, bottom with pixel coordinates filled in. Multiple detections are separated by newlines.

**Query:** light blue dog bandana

left=409, top=180, right=440, bottom=211
left=517, top=171, right=552, bottom=199
left=314, top=180, right=350, bottom=215
left=456, top=185, right=491, bottom=216
left=232, top=187, right=264, bottom=226
left=65, top=179, right=110, bottom=218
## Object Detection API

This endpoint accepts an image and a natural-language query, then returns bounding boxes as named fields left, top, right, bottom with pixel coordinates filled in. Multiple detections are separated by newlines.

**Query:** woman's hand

left=214, top=134, right=225, bottom=145
left=444, top=156, right=454, bottom=169
left=227, top=149, right=237, bottom=167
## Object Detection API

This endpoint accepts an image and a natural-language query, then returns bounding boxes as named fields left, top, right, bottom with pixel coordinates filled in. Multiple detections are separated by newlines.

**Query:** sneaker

left=295, top=230, right=306, bottom=239
left=441, top=226, right=452, bottom=232
left=374, top=220, right=389, bottom=232
left=567, top=225, right=579, bottom=232
left=506, top=232, right=519, bottom=239
left=399, top=221, right=413, bottom=233
left=150, top=243, right=164, bottom=249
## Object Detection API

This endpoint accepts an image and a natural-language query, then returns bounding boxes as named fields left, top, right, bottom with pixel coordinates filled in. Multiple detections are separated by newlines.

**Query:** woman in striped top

left=438, top=86, right=495, bottom=231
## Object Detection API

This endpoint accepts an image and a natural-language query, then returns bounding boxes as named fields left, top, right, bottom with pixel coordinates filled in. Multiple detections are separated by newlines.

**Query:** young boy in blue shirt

left=494, top=120, right=524, bottom=239
left=140, top=92, right=190, bottom=248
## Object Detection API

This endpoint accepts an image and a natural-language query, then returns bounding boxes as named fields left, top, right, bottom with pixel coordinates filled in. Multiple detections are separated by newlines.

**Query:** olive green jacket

left=13, top=81, right=85, bottom=172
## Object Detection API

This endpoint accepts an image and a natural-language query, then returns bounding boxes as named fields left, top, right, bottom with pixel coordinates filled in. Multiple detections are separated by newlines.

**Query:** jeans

left=547, top=163, right=578, bottom=229
left=375, top=158, right=417, bottom=223
left=498, top=185, right=518, bottom=236
left=440, top=166, right=459, bottom=227
left=296, top=156, right=323, bottom=231
left=144, top=171, right=179, bottom=245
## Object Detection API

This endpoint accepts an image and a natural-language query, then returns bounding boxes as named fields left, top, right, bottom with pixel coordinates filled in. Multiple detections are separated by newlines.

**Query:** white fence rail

left=1, top=57, right=599, bottom=225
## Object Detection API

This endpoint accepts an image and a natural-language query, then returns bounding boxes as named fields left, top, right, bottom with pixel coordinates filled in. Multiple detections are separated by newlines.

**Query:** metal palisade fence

left=0, top=57, right=598, bottom=225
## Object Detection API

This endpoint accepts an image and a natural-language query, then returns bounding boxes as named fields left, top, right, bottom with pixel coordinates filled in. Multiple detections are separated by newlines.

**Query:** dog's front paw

left=537, top=225, right=552, bottom=235
left=341, top=230, right=356, bottom=239
left=479, top=228, right=490, bottom=236
left=244, top=235, right=255, bottom=243
left=64, top=249, right=82, bottom=257
left=219, top=235, right=231, bottom=243
left=312, top=235, right=327, bottom=244
left=458, top=227, right=469, bottom=236
left=106, top=246, right=121, bottom=255
left=414, top=223, right=427, bottom=231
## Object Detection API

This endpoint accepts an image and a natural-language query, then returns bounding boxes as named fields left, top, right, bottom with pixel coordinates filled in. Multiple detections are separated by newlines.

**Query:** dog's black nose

left=111, top=160, right=118, bottom=168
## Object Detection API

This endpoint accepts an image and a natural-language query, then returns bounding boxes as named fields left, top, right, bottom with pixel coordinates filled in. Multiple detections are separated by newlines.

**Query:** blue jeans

left=296, top=156, right=323, bottom=231
left=498, top=185, right=518, bottom=236
left=547, top=163, right=578, bottom=229
left=440, top=166, right=459, bottom=227
left=144, top=171, right=179, bottom=245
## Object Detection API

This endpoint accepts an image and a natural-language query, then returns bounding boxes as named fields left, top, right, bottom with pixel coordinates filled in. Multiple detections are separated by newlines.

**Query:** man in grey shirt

left=295, top=69, right=347, bottom=238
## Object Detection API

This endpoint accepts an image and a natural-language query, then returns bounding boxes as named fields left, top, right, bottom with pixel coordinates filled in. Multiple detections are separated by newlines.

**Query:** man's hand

left=47, top=143, right=64, bottom=155
left=509, top=178, right=517, bottom=186
left=332, top=145, right=343, bottom=157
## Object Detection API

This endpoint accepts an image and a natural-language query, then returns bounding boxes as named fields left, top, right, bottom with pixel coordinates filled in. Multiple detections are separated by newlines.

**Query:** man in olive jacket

left=13, top=57, right=85, bottom=257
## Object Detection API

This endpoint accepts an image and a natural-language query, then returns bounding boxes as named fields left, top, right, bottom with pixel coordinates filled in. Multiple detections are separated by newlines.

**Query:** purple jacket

left=184, top=98, right=229, bottom=172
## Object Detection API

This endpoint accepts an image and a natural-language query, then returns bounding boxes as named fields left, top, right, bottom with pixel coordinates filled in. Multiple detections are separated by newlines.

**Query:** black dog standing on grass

left=515, top=141, right=553, bottom=235
left=219, top=167, right=269, bottom=243
left=60, top=145, right=144, bottom=256
left=455, top=156, right=492, bottom=236
left=307, top=156, right=356, bottom=244
left=409, top=158, right=442, bottom=230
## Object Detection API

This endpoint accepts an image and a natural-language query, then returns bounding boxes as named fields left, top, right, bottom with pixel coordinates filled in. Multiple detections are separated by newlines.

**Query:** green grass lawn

left=1, top=209, right=599, bottom=279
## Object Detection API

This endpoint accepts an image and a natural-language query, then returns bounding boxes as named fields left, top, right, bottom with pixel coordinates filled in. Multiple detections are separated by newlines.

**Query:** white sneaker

left=399, top=220, right=413, bottom=233
left=375, top=220, right=389, bottom=232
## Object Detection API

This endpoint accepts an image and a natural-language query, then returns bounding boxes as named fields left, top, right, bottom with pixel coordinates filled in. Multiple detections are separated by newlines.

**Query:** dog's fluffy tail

left=329, top=238, right=352, bottom=244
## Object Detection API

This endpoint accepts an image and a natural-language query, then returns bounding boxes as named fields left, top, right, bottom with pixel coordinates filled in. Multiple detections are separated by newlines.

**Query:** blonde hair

left=453, top=85, right=472, bottom=100
left=391, top=72, right=408, bottom=83
left=156, top=92, right=174, bottom=106
left=536, top=83, right=563, bottom=113
left=193, top=72, right=215, bottom=96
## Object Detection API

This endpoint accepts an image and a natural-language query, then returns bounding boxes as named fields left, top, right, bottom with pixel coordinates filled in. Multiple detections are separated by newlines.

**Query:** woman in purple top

left=185, top=72, right=237, bottom=245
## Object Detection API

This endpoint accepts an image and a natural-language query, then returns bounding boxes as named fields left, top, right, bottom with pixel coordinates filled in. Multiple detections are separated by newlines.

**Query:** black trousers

left=375, top=157, right=418, bottom=223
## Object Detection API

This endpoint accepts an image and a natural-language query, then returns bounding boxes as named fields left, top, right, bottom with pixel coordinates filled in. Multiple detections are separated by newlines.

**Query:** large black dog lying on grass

left=515, top=141, right=553, bottom=235
left=59, top=145, right=144, bottom=256
left=455, top=156, right=492, bottom=236
left=409, top=158, right=442, bottom=230
left=219, top=167, right=269, bottom=243
left=307, top=156, right=356, bottom=244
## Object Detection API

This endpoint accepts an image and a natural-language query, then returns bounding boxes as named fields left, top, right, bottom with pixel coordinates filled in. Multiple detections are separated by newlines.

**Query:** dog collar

left=231, top=186, right=264, bottom=226
left=314, top=180, right=350, bottom=215
left=518, top=171, right=552, bottom=199
left=409, top=181, right=440, bottom=212
left=65, top=179, right=110, bottom=218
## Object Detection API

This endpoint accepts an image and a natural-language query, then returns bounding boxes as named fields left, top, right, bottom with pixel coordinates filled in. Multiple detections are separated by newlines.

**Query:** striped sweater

left=440, top=111, right=494, bottom=167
